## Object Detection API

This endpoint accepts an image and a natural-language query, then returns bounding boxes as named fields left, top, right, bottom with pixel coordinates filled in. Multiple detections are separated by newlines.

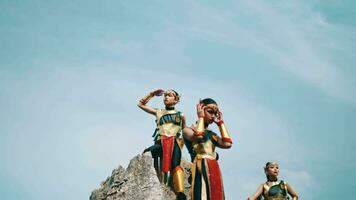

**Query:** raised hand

left=151, top=89, right=164, bottom=96
left=214, top=110, right=224, bottom=125
left=196, top=101, right=205, bottom=118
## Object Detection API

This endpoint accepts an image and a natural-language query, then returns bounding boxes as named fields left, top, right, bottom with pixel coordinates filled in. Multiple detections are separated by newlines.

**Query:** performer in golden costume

left=183, top=98, right=233, bottom=200
left=248, top=162, right=299, bottom=200
left=138, top=89, right=187, bottom=200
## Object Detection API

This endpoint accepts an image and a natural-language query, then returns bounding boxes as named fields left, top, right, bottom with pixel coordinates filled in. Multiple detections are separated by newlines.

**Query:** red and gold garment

left=154, top=109, right=183, bottom=172
left=189, top=129, right=225, bottom=200
left=145, top=108, right=185, bottom=193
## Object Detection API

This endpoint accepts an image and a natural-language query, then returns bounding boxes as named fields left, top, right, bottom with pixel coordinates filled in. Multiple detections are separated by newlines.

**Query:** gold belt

left=194, top=154, right=216, bottom=161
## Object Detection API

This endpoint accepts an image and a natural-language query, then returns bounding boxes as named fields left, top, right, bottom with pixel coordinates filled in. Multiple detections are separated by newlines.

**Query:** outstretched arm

left=286, top=183, right=298, bottom=200
left=248, top=184, right=263, bottom=200
left=137, top=89, right=164, bottom=115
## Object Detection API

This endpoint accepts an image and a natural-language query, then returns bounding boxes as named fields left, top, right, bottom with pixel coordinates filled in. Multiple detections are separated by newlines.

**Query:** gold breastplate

left=192, top=125, right=217, bottom=160
left=192, top=139, right=216, bottom=160
left=263, top=180, right=288, bottom=200
left=156, top=109, right=182, bottom=137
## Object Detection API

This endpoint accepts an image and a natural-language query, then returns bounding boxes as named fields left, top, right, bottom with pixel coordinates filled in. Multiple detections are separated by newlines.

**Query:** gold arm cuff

left=195, top=117, right=205, bottom=135
left=219, top=123, right=232, bottom=142
left=139, top=93, right=153, bottom=105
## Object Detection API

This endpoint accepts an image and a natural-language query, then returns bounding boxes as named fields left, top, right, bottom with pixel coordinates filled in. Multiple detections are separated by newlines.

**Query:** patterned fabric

left=155, top=109, right=182, bottom=139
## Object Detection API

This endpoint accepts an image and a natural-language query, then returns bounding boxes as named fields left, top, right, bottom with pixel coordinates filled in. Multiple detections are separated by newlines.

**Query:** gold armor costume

left=155, top=109, right=183, bottom=141
left=187, top=124, right=225, bottom=200
left=146, top=108, right=185, bottom=193
left=261, top=180, right=288, bottom=200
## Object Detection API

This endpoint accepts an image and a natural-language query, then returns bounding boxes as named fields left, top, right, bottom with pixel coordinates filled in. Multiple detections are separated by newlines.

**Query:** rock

left=90, top=153, right=192, bottom=200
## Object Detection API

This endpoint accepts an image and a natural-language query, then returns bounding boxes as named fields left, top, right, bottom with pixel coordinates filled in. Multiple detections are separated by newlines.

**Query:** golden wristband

left=139, top=93, right=153, bottom=105
left=218, top=122, right=232, bottom=143
left=195, top=117, right=205, bottom=136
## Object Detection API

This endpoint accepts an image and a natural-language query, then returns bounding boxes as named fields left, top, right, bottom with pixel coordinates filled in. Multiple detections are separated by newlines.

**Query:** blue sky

left=1, top=0, right=355, bottom=199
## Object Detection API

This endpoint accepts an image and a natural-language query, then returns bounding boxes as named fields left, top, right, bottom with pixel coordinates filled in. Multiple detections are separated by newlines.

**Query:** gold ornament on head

left=205, top=104, right=218, bottom=113
left=265, top=162, right=279, bottom=169
left=164, top=89, right=181, bottom=101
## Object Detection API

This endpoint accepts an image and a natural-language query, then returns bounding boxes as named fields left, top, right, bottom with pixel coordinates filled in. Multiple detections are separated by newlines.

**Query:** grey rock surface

left=90, top=153, right=192, bottom=200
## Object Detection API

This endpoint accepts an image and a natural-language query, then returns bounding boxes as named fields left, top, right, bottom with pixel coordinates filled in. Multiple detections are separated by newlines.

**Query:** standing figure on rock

left=247, top=162, right=299, bottom=200
left=183, top=98, right=233, bottom=200
left=138, top=89, right=187, bottom=200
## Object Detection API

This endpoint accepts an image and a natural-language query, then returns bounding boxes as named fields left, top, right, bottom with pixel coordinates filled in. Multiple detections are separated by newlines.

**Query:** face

left=203, top=103, right=218, bottom=124
left=265, top=164, right=279, bottom=178
left=163, top=91, right=178, bottom=106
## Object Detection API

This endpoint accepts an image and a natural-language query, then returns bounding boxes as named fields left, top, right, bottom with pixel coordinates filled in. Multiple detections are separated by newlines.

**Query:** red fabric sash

left=161, top=136, right=174, bottom=173
left=207, top=159, right=224, bottom=200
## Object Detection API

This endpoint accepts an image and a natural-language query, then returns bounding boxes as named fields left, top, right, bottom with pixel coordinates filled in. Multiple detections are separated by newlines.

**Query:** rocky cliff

left=90, top=153, right=191, bottom=200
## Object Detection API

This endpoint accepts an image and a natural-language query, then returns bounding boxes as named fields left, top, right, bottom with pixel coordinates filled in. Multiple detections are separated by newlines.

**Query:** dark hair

left=264, top=162, right=279, bottom=180
left=201, top=98, right=217, bottom=105
left=265, top=162, right=271, bottom=168
left=265, top=162, right=278, bottom=168
left=171, top=90, right=179, bottom=97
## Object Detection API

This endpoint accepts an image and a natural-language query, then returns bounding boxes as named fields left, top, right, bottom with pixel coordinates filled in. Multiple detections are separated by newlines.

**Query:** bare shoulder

left=183, top=126, right=195, bottom=141
left=183, top=126, right=194, bottom=133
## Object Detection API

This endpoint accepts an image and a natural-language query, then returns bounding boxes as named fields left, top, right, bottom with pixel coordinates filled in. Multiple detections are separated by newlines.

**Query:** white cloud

left=179, top=0, right=355, bottom=103
left=3, top=1, right=352, bottom=199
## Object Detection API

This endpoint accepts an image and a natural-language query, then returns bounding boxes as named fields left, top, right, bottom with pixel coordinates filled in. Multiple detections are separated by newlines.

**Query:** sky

left=0, top=0, right=355, bottom=199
